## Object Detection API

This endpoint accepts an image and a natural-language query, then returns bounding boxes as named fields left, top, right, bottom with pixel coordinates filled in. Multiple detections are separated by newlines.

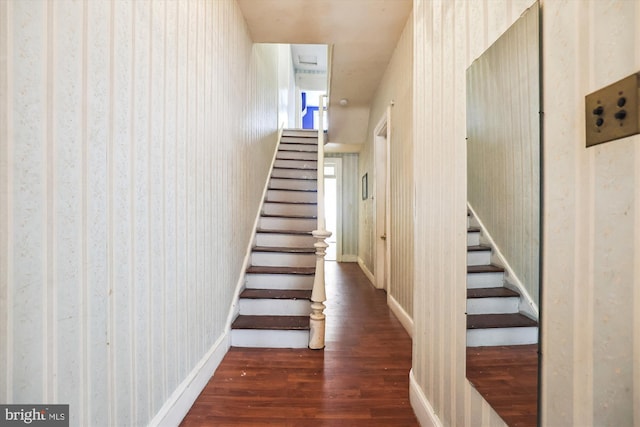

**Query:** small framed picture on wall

left=362, top=173, right=368, bottom=200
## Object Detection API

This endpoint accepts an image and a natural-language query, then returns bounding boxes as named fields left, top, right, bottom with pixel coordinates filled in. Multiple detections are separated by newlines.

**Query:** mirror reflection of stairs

left=231, top=130, right=319, bottom=348
left=466, top=211, right=538, bottom=347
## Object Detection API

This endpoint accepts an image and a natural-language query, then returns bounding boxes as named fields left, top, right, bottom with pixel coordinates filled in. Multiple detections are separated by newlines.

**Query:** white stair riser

left=251, top=252, right=316, bottom=268
left=262, top=202, right=317, bottom=217
left=466, top=297, right=520, bottom=315
left=259, top=217, right=316, bottom=232
left=280, top=143, right=317, bottom=152
left=231, top=329, right=309, bottom=348
left=255, top=233, right=315, bottom=248
left=466, top=326, right=538, bottom=347
left=245, top=273, right=314, bottom=290
left=274, top=159, right=317, bottom=170
left=277, top=151, right=317, bottom=161
left=272, top=168, right=317, bottom=180
left=270, top=178, right=317, bottom=191
left=467, top=272, right=504, bottom=288
left=266, top=190, right=317, bottom=203
left=467, top=231, right=480, bottom=246
left=467, top=250, right=491, bottom=266
left=239, top=298, right=311, bottom=316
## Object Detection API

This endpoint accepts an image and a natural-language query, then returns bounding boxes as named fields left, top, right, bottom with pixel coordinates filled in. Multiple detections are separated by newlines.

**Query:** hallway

left=181, top=262, right=418, bottom=426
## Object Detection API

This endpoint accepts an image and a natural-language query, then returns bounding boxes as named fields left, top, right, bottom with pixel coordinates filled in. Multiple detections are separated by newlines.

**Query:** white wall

left=413, top=0, right=640, bottom=426
left=276, top=44, right=296, bottom=129
left=359, top=15, right=414, bottom=318
left=541, top=1, right=640, bottom=425
left=0, top=1, right=279, bottom=426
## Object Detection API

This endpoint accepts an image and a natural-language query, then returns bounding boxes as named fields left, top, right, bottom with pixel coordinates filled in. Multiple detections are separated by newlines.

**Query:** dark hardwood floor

left=181, top=262, right=418, bottom=426
left=466, top=344, right=538, bottom=427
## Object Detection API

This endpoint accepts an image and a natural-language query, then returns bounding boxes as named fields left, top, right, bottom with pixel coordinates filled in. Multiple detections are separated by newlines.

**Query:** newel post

left=309, top=95, right=331, bottom=350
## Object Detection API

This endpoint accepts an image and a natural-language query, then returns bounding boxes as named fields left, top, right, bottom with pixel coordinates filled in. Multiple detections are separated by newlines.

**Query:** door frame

left=323, top=157, right=342, bottom=261
left=373, top=107, right=391, bottom=291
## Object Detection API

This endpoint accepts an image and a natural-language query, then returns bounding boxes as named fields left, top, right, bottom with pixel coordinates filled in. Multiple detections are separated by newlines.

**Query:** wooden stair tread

left=276, top=154, right=318, bottom=162
left=467, top=264, right=504, bottom=273
left=239, top=289, right=312, bottom=300
left=279, top=147, right=318, bottom=152
left=467, top=313, right=538, bottom=329
left=260, top=213, right=317, bottom=219
left=281, top=136, right=318, bottom=142
left=273, top=165, right=318, bottom=170
left=467, top=245, right=491, bottom=252
left=272, top=166, right=318, bottom=172
left=256, top=229, right=313, bottom=235
left=231, top=315, right=310, bottom=330
left=252, top=246, right=315, bottom=253
left=276, top=158, right=318, bottom=163
left=467, top=287, right=520, bottom=298
left=268, top=188, right=317, bottom=192
left=262, top=200, right=317, bottom=205
left=268, top=187, right=317, bottom=193
left=246, top=266, right=315, bottom=275
left=270, top=176, right=317, bottom=181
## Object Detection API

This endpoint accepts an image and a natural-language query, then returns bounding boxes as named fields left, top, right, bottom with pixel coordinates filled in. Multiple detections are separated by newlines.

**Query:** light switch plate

left=585, top=72, right=640, bottom=147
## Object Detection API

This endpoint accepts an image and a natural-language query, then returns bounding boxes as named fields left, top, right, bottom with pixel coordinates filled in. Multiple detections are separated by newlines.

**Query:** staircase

left=466, top=212, right=538, bottom=347
left=231, top=129, right=319, bottom=348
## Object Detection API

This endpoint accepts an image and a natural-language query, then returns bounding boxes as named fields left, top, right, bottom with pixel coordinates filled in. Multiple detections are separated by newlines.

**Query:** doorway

left=324, top=158, right=342, bottom=261
left=373, top=109, right=391, bottom=291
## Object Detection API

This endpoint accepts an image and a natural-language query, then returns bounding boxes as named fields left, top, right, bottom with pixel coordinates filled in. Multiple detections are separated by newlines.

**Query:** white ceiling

left=237, top=0, right=412, bottom=147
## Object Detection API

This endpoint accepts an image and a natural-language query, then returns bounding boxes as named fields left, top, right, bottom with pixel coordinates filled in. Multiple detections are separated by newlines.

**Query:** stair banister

left=309, top=95, right=331, bottom=349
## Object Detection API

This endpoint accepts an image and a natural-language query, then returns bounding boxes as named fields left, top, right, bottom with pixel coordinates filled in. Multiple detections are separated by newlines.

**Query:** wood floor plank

left=467, top=345, right=538, bottom=427
left=181, top=262, right=418, bottom=426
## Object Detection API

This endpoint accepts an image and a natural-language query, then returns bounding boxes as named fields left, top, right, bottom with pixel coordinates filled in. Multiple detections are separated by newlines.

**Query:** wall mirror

left=465, top=3, right=541, bottom=426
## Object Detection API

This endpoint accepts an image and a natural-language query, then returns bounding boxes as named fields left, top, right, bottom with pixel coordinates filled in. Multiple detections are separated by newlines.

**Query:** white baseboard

left=387, top=294, right=414, bottom=338
left=409, top=369, right=443, bottom=427
left=340, top=254, right=358, bottom=262
left=149, top=333, right=230, bottom=427
left=357, top=257, right=375, bottom=285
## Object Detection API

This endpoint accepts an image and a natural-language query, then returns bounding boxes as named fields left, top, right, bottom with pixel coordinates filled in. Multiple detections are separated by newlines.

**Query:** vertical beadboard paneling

left=326, top=153, right=359, bottom=259
left=53, top=0, right=84, bottom=411
left=358, top=15, right=414, bottom=317
left=85, top=1, right=111, bottom=423
left=0, top=0, right=9, bottom=404
left=412, top=1, right=535, bottom=425
left=466, top=4, right=540, bottom=308
left=1, top=1, right=279, bottom=425
left=10, top=0, right=47, bottom=403
left=542, top=1, right=640, bottom=426
left=342, top=154, right=359, bottom=258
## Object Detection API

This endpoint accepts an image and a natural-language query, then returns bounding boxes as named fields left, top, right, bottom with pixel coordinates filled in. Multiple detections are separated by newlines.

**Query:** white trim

left=387, top=294, right=413, bottom=337
left=225, top=127, right=285, bottom=329
left=149, top=333, right=230, bottom=427
left=340, top=254, right=358, bottom=262
left=467, top=203, right=539, bottom=319
left=324, top=157, right=342, bottom=262
left=409, top=369, right=444, bottom=427
left=357, top=257, right=375, bottom=286
left=373, top=110, right=390, bottom=291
